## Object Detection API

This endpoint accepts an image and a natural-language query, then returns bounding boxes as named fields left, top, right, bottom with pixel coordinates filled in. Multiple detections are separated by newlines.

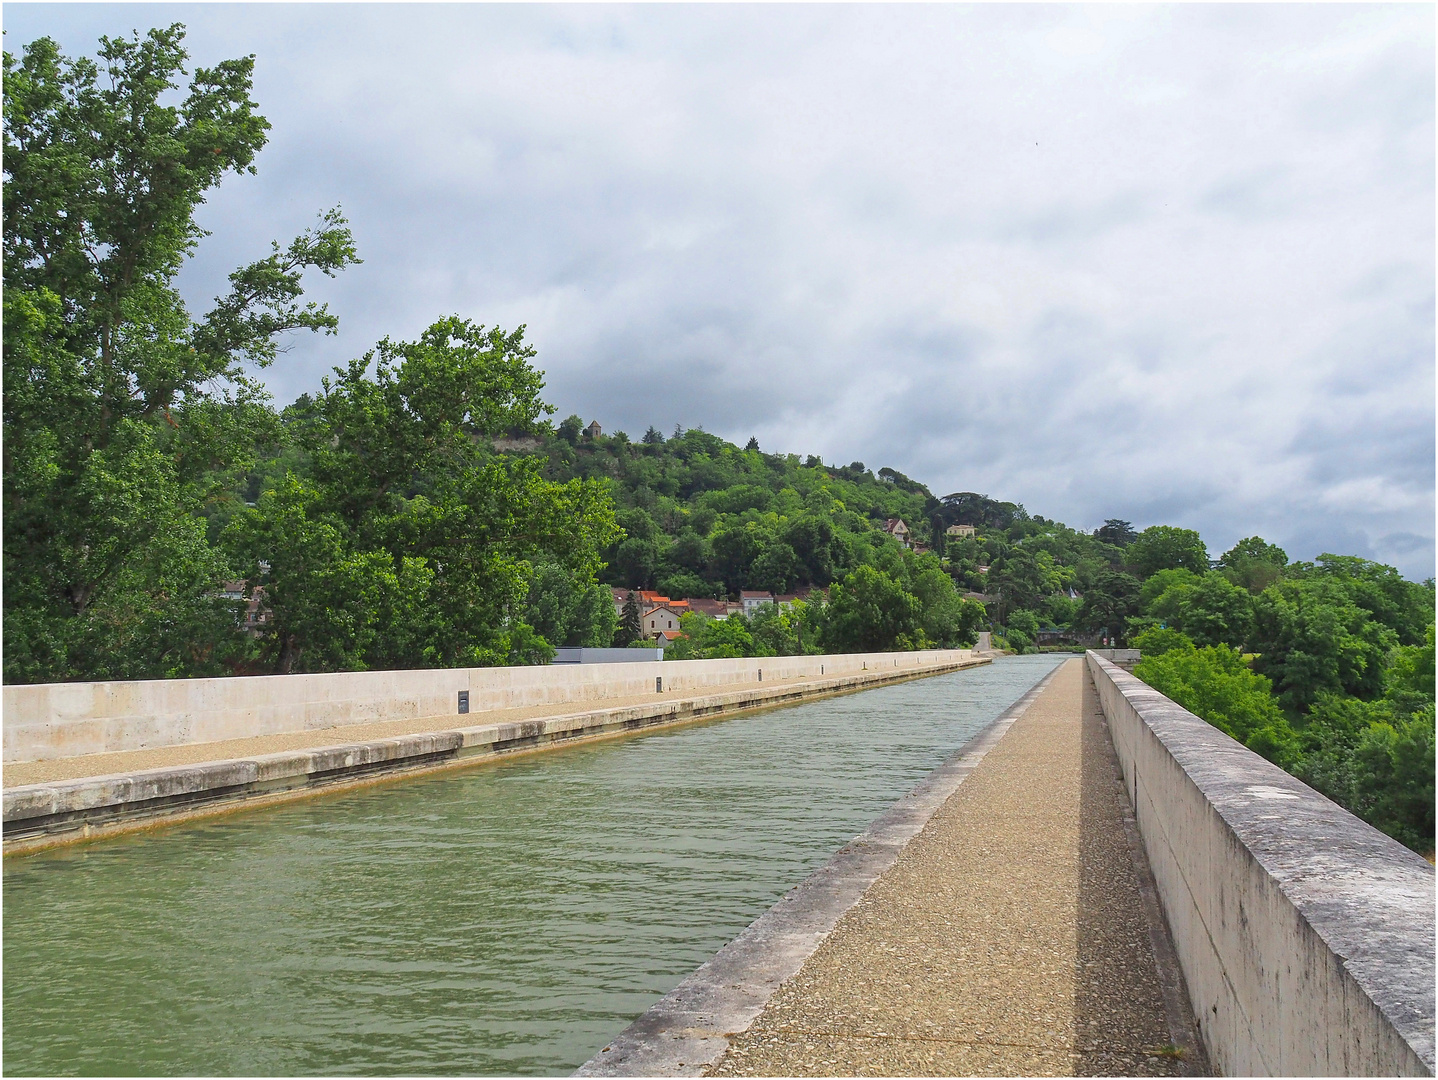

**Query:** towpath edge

left=574, top=661, right=1060, bottom=1078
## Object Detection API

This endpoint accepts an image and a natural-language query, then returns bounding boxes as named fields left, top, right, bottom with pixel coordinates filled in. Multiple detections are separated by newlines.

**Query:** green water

left=4, top=655, right=1063, bottom=1076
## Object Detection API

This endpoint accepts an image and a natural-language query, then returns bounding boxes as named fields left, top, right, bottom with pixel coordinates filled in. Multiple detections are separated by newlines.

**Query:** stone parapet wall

left=3, top=651, right=971, bottom=764
left=1087, top=651, right=1434, bottom=1077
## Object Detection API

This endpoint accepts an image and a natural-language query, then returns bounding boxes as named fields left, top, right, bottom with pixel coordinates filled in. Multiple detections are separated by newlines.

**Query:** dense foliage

left=3, top=28, right=618, bottom=678
left=528, top=422, right=987, bottom=654
left=1128, top=551, right=1434, bottom=855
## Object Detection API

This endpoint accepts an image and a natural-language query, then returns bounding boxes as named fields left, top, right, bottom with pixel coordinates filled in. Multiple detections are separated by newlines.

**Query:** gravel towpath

left=708, top=657, right=1205, bottom=1078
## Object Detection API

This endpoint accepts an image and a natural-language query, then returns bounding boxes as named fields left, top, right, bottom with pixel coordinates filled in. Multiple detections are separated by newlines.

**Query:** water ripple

left=4, top=655, right=1062, bottom=1076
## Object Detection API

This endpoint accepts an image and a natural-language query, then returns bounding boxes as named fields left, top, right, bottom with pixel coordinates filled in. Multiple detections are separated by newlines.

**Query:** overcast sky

left=7, top=4, right=1434, bottom=578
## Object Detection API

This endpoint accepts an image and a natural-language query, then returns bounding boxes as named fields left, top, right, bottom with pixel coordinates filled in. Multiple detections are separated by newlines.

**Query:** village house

left=610, top=588, right=700, bottom=640
left=946, top=523, right=977, bottom=538
left=881, top=518, right=912, bottom=549
left=740, top=590, right=775, bottom=617
left=612, top=587, right=674, bottom=615
left=220, top=580, right=270, bottom=636
left=640, top=602, right=684, bottom=640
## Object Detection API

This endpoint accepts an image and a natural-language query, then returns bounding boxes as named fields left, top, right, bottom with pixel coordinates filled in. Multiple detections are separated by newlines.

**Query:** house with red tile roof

left=640, top=602, right=684, bottom=640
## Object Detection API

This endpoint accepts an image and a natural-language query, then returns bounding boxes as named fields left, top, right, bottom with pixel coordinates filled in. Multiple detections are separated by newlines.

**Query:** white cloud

left=6, top=3, right=1433, bottom=577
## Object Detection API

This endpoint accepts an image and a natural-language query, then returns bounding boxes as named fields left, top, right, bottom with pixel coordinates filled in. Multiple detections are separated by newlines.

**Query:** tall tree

left=1095, top=519, right=1138, bottom=547
left=227, top=317, right=619, bottom=673
left=1218, top=536, right=1288, bottom=593
left=615, top=590, right=643, bottom=647
left=3, top=26, right=359, bottom=681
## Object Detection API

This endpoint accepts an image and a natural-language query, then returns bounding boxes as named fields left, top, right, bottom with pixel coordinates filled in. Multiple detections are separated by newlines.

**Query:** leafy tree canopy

left=1125, top=525, right=1209, bottom=579
left=4, top=26, right=358, bottom=681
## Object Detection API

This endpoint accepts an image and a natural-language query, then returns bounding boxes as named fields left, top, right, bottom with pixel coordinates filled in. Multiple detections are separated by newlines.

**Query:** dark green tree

left=1095, top=519, right=1138, bottom=547
left=1004, top=608, right=1040, bottom=651
left=989, top=549, right=1047, bottom=621
left=526, top=562, right=618, bottom=649
left=1348, top=707, right=1435, bottom=852
left=557, top=414, right=583, bottom=445
left=930, top=514, right=947, bottom=559
left=1248, top=577, right=1398, bottom=712
left=939, top=491, right=1023, bottom=530
left=1077, top=569, right=1141, bottom=640
left=1218, top=536, right=1288, bottom=592
left=1146, top=571, right=1254, bottom=648
left=822, top=565, right=921, bottom=652
left=750, top=540, right=800, bottom=593
left=1300, top=555, right=1434, bottom=646
left=229, top=316, right=616, bottom=673
left=614, top=590, right=642, bottom=647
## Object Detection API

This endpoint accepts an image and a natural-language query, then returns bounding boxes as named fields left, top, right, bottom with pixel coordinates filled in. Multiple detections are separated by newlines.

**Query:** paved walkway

left=708, top=658, right=1205, bottom=1077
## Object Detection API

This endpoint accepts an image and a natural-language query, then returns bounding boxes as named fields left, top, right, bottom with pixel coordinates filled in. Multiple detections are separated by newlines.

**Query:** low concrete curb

left=574, top=663, right=1061, bottom=1078
left=4, top=658, right=987, bottom=855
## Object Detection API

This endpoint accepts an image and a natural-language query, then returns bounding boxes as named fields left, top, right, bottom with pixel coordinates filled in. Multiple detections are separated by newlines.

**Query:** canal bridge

left=3, top=650, right=1433, bottom=1076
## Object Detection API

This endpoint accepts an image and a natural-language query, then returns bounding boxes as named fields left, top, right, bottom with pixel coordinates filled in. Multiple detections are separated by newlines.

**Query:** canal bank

left=3, top=657, right=1061, bottom=1076
left=5, top=653, right=987, bottom=854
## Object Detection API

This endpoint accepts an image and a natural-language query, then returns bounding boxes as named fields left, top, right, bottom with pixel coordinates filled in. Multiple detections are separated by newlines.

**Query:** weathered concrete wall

left=4, top=657, right=986, bottom=854
left=3, top=651, right=971, bottom=764
left=1087, top=652, right=1435, bottom=1077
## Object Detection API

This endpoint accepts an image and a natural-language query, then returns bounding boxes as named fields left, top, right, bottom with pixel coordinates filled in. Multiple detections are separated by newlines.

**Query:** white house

left=641, top=603, right=683, bottom=639
left=740, top=590, right=775, bottom=617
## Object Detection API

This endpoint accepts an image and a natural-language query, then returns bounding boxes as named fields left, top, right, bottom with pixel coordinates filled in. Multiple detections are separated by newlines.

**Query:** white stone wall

left=3, top=651, right=972, bottom=764
left=1087, top=652, right=1434, bottom=1077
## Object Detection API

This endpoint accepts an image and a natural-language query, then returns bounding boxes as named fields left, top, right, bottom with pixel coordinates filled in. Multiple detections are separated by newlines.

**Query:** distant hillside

left=530, top=416, right=1115, bottom=613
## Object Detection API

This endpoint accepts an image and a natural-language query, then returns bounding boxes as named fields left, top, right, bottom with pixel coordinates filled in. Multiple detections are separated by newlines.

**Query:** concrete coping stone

left=1090, top=654, right=1436, bottom=1074
left=574, top=662, right=1064, bottom=1077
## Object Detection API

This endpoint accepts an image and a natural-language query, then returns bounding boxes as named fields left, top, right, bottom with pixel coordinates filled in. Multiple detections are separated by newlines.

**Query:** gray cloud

left=6, top=3, right=1433, bottom=578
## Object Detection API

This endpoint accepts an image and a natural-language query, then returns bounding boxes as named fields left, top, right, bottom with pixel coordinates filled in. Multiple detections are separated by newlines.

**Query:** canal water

left=4, top=655, right=1064, bottom=1076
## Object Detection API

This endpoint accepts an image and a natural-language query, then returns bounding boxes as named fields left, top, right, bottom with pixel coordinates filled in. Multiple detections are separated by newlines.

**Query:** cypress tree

left=614, top=590, right=643, bottom=646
